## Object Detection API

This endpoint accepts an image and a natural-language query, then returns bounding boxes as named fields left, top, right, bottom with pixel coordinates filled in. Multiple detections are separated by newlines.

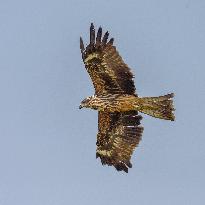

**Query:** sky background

left=0, top=0, right=205, bottom=204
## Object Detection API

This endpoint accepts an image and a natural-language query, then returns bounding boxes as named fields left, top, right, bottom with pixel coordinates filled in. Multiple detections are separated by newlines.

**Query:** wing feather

left=96, top=26, right=102, bottom=48
left=102, top=31, right=109, bottom=45
left=97, top=111, right=143, bottom=173
left=80, top=23, right=136, bottom=95
left=90, top=23, right=95, bottom=47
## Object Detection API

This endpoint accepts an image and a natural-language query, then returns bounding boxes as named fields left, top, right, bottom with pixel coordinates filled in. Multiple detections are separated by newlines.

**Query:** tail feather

left=136, top=93, right=175, bottom=121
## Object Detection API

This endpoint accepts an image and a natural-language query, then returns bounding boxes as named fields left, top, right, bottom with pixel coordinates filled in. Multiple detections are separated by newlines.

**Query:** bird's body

left=82, top=93, right=174, bottom=120
left=79, top=23, right=175, bottom=173
left=80, top=94, right=138, bottom=112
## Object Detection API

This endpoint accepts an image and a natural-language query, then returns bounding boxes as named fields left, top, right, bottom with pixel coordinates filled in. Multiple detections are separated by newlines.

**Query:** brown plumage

left=79, top=23, right=175, bottom=173
left=96, top=111, right=143, bottom=172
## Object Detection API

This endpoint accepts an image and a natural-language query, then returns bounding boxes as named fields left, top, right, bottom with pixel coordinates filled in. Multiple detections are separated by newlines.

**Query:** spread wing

left=80, top=23, right=136, bottom=95
left=96, top=111, right=144, bottom=173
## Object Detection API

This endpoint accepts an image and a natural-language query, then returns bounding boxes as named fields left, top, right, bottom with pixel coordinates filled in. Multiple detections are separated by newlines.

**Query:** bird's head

left=79, top=96, right=95, bottom=109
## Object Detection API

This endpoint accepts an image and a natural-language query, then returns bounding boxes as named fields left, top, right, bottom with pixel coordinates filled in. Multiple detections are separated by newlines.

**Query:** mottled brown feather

left=80, top=23, right=136, bottom=95
left=96, top=111, right=143, bottom=173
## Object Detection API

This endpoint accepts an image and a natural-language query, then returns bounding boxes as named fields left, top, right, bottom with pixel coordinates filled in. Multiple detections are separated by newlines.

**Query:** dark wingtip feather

left=169, top=93, right=174, bottom=98
left=108, top=38, right=114, bottom=45
left=80, top=37, right=85, bottom=60
left=102, top=31, right=109, bottom=45
left=96, top=26, right=102, bottom=46
left=115, top=163, right=128, bottom=173
left=90, top=23, right=95, bottom=46
left=126, top=161, right=132, bottom=168
left=80, top=37, right=84, bottom=51
left=96, top=153, right=100, bottom=159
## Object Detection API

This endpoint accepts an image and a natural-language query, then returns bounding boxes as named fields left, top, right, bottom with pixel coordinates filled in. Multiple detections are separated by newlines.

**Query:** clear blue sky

left=0, top=0, right=205, bottom=204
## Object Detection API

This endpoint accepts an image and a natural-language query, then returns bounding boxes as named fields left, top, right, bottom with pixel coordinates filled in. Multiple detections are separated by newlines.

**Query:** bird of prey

left=79, top=23, right=175, bottom=173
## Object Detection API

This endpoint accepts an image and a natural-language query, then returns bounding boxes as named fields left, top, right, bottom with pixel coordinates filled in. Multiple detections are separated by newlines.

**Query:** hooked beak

left=79, top=105, right=83, bottom=109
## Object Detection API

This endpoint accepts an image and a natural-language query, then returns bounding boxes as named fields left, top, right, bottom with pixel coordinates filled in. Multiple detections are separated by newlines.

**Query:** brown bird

left=79, top=23, right=175, bottom=173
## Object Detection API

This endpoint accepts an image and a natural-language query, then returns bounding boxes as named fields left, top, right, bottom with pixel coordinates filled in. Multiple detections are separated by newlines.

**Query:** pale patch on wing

left=97, top=149, right=112, bottom=157
left=84, top=53, right=100, bottom=64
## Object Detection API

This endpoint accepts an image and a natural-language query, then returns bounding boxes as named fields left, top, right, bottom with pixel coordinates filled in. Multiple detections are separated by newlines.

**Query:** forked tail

left=136, top=93, right=175, bottom=121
